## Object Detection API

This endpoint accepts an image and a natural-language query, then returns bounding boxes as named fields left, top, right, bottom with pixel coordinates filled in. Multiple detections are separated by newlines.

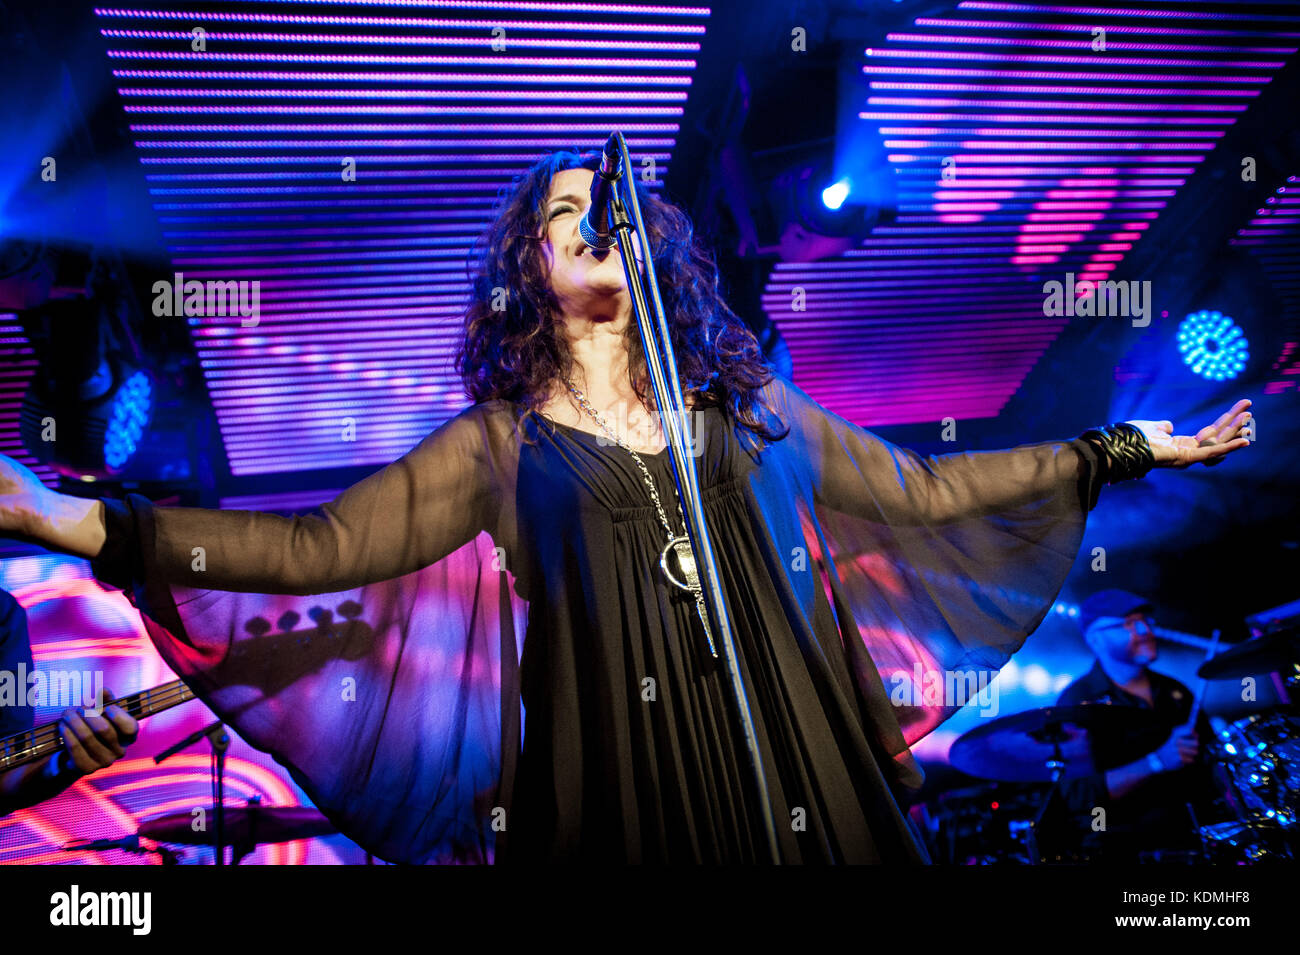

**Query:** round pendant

left=659, top=535, right=699, bottom=593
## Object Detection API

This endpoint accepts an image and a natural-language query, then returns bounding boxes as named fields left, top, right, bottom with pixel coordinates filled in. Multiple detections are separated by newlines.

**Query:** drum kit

left=1194, top=626, right=1300, bottom=862
left=65, top=799, right=339, bottom=865
left=929, top=623, right=1300, bottom=865
left=136, top=801, right=338, bottom=864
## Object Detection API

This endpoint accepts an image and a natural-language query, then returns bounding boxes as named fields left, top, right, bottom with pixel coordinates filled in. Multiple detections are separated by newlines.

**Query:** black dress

left=90, top=373, right=1104, bottom=863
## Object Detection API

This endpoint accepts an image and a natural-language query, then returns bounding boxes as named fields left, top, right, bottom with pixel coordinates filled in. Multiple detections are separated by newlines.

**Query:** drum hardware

left=949, top=703, right=1166, bottom=783
left=930, top=611, right=1300, bottom=864
left=1193, top=623, right=1300, bottom=862
left=947, top=704, right=1167, bottom=863
left=139, top=798, right=336, bottom=865
left=61, top=834, right=183, bottom=865
left=1196, top=624, right=1300, bottom=688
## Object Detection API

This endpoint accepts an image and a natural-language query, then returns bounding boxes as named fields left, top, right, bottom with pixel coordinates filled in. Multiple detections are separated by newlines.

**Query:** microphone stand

left=156, top=719, right=230, bottom=866
left=601, top=130, right=780, bottom=864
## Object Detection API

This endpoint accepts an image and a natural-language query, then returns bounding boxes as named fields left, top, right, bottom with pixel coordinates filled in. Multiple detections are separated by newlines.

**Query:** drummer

left=1053, top=589, right=1218, bottom=861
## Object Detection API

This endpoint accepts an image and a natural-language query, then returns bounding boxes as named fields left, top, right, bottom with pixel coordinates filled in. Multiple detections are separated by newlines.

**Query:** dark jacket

left=1051, top=660, right=1218, bottom=860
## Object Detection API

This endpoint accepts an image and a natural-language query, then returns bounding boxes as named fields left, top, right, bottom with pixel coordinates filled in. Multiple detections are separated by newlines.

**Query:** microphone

left=578, top=135, right=622, bottom=251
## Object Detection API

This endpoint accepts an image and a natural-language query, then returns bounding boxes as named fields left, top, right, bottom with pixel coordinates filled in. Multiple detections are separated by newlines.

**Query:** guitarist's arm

left=0, top=692, right=140, bottom=815
left=0, top=747, right=79, bottom=816
left=0, top=591, right=139, bottom=815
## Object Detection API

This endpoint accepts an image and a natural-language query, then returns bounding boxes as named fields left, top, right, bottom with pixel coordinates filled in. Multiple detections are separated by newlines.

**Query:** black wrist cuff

left=89, top=497, right=138, bottom=591
left=1079, top=422, right=1156, bottom=484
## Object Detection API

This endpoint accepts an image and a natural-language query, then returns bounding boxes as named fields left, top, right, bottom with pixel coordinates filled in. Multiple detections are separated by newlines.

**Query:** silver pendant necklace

left=561, top=375, right=717, bottom=658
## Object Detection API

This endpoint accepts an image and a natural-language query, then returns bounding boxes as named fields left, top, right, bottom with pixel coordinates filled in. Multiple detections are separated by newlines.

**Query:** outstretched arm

left=767, top=374, right=1102, bottom=523
left=765, top=375, right=1252, bottom=525
left=0, top=403, right=501, bottom=596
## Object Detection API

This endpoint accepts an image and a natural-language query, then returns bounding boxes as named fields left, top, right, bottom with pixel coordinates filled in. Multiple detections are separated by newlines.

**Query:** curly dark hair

left=455, top=149, right=788, bottom=448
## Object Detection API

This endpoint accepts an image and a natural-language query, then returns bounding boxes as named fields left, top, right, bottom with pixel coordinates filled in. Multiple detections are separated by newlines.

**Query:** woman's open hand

left=1125, top=399, right=1253, bottom=469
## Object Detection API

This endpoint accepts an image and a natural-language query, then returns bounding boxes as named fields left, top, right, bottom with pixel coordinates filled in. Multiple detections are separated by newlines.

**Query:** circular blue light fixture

left=821, top=179, right=850, bottom=211
left=104, top=370, right=152, bottom=472
left=1176, top=310, right=1249, bottom=381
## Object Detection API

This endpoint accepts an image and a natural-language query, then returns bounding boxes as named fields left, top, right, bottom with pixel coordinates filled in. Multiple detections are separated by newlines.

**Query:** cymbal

left=1198, top=628, right=1300, bottom=680
left=949, top=703, right=1167, bottom=783
left=140, top=807, right=335, bottom=846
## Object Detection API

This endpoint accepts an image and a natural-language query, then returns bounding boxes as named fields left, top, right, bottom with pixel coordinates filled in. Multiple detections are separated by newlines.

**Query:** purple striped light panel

left=766, top=0, right=1299, bottom=427
left=0, top=318, right=59, bottom=489
left=1232, top=174, right=1300, bottom=397
left=94, top=1, right=708, bottom=475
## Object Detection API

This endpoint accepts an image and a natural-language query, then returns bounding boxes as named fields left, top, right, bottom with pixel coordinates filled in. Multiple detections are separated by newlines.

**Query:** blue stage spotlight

left=18, top=297, right=156, bottom=479
left=821, top=179, right=850, bottom=211
left=103, top=370, right=153, bottom=472
left=1177, top=310, right=1249, bottom=381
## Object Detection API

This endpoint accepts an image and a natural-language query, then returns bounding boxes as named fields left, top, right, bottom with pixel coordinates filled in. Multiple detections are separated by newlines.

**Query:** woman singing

left=0, top=150, right=1252, bottom=864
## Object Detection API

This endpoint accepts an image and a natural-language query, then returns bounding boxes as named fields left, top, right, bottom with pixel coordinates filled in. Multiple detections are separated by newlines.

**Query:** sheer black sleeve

left=92, top=400, right=506, bottom=596
left=763, top=373, right=1104, bottom=524
left=84, top=400, right=527, bottom=864
left=752, top=374, right=1105, bottom=764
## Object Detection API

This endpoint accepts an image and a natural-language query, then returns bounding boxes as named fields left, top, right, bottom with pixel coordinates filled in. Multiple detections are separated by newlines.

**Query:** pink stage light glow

left=765, top=0, right=1297, bottom=429
left=92, top=1, right=710, bottom=476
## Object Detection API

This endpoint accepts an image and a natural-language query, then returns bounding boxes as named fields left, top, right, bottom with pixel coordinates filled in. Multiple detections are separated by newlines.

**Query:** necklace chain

left=560, top=375, right=716, bottom=657
left=560, top=376, right=685, bottom=545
